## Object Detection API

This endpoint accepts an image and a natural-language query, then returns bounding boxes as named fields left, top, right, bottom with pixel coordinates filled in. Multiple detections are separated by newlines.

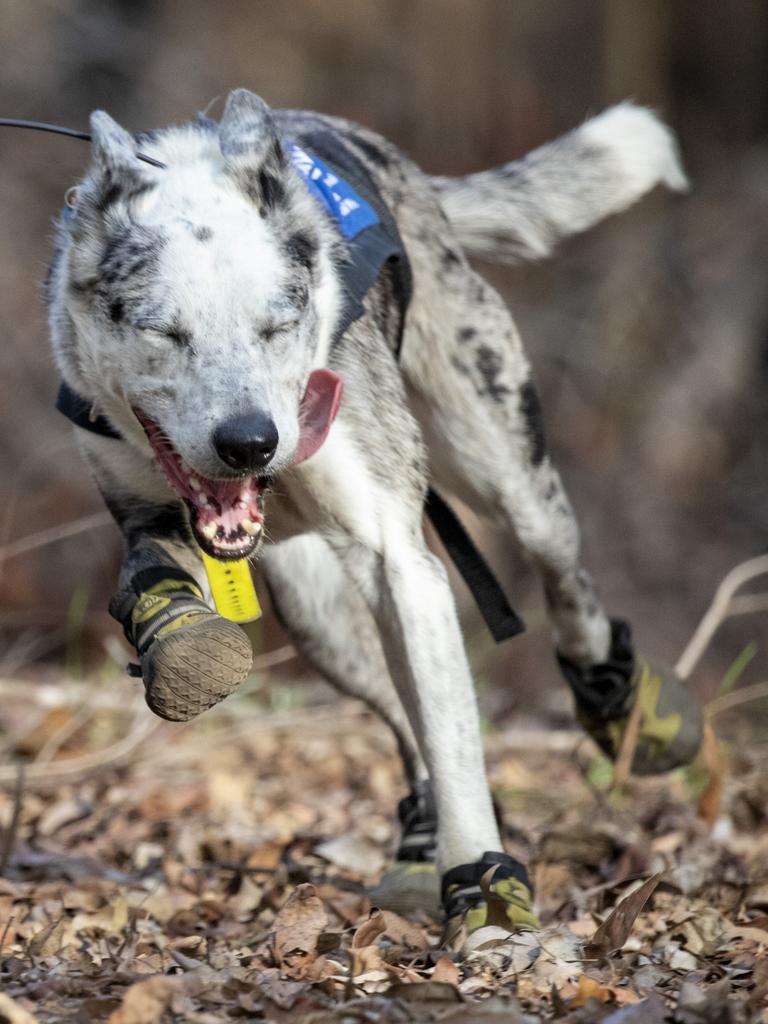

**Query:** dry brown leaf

left=349, top=943, right=387, bottom=978
left=379, top=909, right=430, bottom=950
left=585, top=874, right=663, bottom=957
left=108, top=975, right=191, bottom=1024
left=0, top=993, right=39, bottom=1024
left=352, top=908, right=387, bottom=948
left=432, top=956, right=461, bottom=985
left=271, top=882, right=328, bottom=977
left=697, top=722, right=724, bottom=827
left=568, top=975, right=614, bottom=1007
left=27, top=915, right=67, bottom=957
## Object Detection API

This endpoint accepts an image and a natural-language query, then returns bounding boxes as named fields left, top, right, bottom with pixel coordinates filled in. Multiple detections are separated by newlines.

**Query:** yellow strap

left=201, top=552, right=262, bottom=623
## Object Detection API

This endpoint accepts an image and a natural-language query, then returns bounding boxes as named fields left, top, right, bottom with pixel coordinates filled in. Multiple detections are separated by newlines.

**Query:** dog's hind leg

left=261, top=533, right=442, bottom=912
left=403, top=262, right=702, bottom=774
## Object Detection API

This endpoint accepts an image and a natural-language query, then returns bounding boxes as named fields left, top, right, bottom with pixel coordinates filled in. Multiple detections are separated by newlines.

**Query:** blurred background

left=1, top=0, right=767, bottom=726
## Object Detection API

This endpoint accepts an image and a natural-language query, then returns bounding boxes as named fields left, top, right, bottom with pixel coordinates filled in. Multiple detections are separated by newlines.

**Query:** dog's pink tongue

left=292, top=369, right=343, bottom=465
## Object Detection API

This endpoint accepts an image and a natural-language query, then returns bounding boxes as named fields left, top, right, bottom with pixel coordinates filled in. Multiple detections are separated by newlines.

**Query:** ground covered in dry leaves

left=0, top=668, right=766, bottom=1023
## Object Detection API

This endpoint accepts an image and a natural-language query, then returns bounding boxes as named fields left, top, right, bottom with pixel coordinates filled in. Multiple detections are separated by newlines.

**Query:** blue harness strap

left=55, top=126, right=525, bottom=643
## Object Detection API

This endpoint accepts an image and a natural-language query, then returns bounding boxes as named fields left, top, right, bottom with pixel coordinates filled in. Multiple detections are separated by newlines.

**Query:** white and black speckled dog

left=46, top=89, right=697, bottom=927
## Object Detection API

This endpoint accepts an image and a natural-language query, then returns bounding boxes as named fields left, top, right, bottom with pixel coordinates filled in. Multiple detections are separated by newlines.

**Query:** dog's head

left=48, top=89, right=342, bottom=559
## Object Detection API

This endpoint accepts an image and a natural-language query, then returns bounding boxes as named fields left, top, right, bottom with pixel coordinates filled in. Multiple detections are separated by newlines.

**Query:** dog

left=45, top=90, right=701, bottom=930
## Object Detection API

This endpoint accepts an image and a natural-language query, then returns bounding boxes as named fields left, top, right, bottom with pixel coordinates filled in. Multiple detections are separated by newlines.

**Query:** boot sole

left=142, top=619, right=253, bottom=721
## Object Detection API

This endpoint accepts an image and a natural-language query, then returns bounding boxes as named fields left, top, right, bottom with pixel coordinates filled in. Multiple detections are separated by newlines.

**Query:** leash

left=0, top=118, right=165, bottom=167
left=5, top=114, right=525, bottom=643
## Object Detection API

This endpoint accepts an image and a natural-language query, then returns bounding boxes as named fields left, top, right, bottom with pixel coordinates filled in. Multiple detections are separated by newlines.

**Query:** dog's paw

left=559, top=619, right=703, bottom=775
left=370, top=862, right=441, bottom=919
left=441, top=851, right=539, bottom=947
left=140, top=614, right=253, bottom=721
left=112, top=568, right=254, bottom=721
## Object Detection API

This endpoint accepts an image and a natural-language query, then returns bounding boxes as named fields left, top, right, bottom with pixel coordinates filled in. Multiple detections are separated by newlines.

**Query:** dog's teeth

left=188, top=477, right=201, bottom=491
left=236, top=500, right=248, bottom=510
left=240, top=487, right=251, bottom=503
left=200, top=522, right=217, bottom=540
left=241, top=519, right=261, bottom=536
left=196, top=494, right=208, bottom=506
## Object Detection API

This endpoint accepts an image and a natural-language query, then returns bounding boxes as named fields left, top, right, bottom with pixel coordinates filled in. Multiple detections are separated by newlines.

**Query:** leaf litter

left=0, top=679, right=766, bottom=1023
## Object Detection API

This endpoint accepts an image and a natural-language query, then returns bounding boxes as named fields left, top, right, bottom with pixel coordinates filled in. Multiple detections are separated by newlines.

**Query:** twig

left=32, top=701, right=96, bottom=767
left=0, top=914, right=14, bottom=952
left=0, top=512, right=113, bottom=564
left=0, top=764, right=25, bottom=874
left=706, top=680, right=768, bottom=718
left=675, top=554, right=768, bottom=680
left=0, top=644, right=297, bottom=712
left=611, top=682, right=644, bottom=791
left=0, top=708, right=158, bottom=785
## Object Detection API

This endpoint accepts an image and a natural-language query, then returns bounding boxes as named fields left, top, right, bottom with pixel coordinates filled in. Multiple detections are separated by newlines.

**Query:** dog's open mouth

left=137, top=414, right=265, bottom=561
left=133, top=369, right=344, bottom=563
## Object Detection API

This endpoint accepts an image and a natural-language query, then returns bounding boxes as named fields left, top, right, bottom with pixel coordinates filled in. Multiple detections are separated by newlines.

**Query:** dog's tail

left=431, top=102, right=688, bottom=264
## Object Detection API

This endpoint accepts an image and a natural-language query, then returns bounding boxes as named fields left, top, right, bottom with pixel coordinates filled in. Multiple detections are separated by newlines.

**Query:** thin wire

left=0, top=117, right=166, bottom=168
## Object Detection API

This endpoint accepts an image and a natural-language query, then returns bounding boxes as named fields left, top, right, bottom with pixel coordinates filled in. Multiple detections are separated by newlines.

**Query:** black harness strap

left=55, top=124, right=525, bottom=643
left=425, top=490, right=524, bottom=641
left=56, top=381, right=122, bottom=440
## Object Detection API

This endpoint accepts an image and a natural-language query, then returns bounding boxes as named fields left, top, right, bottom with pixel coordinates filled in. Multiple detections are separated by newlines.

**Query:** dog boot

left=558, top=619, right=703, bottom=775
left=369, top=782, right=441, bottom=917
left=110, top=567, right=253, bottom=721
left=442, top=851, right=539, bottom=943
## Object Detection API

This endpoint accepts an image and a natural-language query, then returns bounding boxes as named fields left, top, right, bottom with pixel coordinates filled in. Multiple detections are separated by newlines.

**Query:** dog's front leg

left=85, top=439, right=253, bottom=720
left=331, top=531, right=538, bottom=932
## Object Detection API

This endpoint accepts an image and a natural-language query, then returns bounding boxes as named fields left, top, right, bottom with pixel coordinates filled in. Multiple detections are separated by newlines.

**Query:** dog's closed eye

left=261, top=318, right=300, bottom=341
left=135, top=321, right=191, bottom=346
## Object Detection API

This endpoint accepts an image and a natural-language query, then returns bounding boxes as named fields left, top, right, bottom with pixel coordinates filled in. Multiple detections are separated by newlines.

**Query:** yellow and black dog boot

left=442, top=851, right=539, bottom=944
left=370, top=782, right=441, bottom=918
left=110, top=567, right=253, bottom=722
left=558, top=619, right=703, bottom=775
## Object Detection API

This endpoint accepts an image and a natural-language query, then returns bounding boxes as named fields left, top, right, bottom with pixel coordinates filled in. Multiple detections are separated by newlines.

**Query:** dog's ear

left=89, top=111, right=144, bottom=177
left=88, top=110, right=148, bottom=200
left=219, top=89, right=286, bottom=211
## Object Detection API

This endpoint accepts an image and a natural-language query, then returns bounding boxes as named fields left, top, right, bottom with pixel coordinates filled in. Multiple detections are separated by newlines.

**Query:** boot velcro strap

left=396, top=782, right=438, bottom=863
left=557, top=618, right=635, bottom=720
left=441, top=851, right=532, bottom=920
left=110, top=568, right=210, bottom=655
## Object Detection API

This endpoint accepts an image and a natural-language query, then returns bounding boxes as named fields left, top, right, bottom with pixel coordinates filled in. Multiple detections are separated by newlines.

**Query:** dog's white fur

left=433, top=101, right=687, bottom=262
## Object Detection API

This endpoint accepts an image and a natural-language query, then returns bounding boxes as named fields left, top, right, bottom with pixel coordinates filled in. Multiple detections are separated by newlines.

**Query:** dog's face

left=50, top=90, right=341, bottom=559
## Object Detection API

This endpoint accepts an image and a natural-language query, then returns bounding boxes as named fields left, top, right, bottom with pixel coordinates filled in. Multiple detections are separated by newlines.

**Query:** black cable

left=0, top=118, right=166, bottom=168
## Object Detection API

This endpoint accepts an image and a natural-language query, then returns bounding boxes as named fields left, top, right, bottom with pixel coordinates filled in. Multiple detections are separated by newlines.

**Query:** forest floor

left=0, top=662, right=766, bottom=1024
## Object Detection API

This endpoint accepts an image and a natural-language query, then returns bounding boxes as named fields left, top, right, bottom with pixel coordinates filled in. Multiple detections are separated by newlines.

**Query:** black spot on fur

left=108, top=298, right=124, bottom=324
left=98, top=230, right=164, bottom=286
left=352, top=136, right=392, bottom=169
left=441, top=247, right=461, bottom=270
left=104, top=496, right=190, bottom=547
left=284, top=232, right=316, bottom=272
left=519, top=380, right=547, bottom=465
left=458, top=326, right=476, bottom=343
left=475, top=346, right=511, bottom=404
left=193, top=226, right=212, bottom=242
left=284, top=281, right=310, bottom=310
left=259, top=170, right=285, bottom=210
left=165, top=319, right=192, bottom=347
left=450, top=355, right=472, bottom=378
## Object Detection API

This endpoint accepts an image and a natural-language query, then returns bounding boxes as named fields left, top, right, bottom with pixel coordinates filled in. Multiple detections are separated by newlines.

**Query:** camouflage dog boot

left=442, top=851, right=539, bottom=942
left=110, top=567, right=253, bottom=721
left=370, top=782, right=441, bottom=918
left=558, top=619, right=703, bottom=774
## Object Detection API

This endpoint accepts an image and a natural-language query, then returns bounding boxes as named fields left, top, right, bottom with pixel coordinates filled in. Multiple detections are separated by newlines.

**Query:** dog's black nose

left=212, top=413, right=279, bottom=473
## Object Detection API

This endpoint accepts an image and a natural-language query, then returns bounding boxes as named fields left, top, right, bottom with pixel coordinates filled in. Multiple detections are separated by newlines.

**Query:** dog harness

left=56, top=126, right=525, bottom=642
